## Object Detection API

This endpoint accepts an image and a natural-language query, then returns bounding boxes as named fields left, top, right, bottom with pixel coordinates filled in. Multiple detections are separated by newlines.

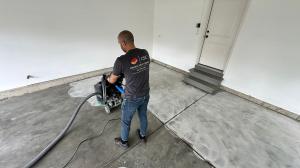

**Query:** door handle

left=205, top=35, right=209, bottom=38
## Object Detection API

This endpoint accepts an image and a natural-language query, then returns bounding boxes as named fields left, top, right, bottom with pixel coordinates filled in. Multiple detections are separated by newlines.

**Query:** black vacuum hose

left=24, top=92, right=99, bottom=168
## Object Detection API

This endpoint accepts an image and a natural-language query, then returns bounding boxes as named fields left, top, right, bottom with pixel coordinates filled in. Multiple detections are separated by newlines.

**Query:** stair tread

left=195, top=64, right=223, bottom=77
left=190, top=68, right=223, bottom=86
left=196, top=63, right=223, bottom=73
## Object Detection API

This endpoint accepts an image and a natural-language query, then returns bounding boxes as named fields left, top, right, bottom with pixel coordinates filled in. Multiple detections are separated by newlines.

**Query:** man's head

left=118, top=30, right=135, bottom=53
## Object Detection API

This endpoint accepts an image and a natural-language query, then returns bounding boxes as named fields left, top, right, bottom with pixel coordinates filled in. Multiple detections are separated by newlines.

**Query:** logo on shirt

left=130, top=57, right=138, bottom=65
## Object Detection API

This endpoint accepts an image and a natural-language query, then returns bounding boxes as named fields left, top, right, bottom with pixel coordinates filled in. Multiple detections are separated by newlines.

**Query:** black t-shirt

left=112, top=48, right=150, bottom=98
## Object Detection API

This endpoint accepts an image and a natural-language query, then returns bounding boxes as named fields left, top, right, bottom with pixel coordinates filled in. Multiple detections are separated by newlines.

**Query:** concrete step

left=190, top=68, right=222, bottom=86
left=195, top=64, right=223, bottom=78
left=183, top=76, right=218, bottom=94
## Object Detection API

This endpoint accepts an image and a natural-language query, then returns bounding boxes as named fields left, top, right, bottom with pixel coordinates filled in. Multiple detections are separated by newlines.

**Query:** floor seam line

left=102, top=93, right=209, bottom=168
left=162, top=93, right=216, bottom=168
left=165, top=125, right=216, bottom=168
left=164, top=94, right=208, bottom=124
left=101, top=123, right=165, bottom=168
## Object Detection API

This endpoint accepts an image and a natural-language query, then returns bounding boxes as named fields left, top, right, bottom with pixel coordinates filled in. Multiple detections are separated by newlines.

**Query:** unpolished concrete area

left=0, top=63, right=211, bottom=168
left=106, top=128, right=210, bottom=168
left=1, top=62, right=300, bottom=168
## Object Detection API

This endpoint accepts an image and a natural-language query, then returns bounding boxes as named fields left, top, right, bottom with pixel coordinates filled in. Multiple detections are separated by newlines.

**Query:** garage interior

left=1, top=0, right=300, bottom=168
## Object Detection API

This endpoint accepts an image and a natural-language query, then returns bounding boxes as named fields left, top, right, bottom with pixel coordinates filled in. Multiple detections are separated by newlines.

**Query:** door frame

left=195, top=0, right=250, bottom=71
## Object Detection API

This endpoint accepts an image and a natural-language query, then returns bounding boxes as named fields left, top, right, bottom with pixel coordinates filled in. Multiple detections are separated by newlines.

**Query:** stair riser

left=184, top=77, right=215, bottom=94
left=190, top=70, right=221, bottom=86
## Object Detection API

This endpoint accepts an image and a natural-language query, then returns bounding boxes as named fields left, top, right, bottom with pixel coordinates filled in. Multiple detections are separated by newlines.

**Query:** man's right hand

left=107, top=73, right=119, bottom=84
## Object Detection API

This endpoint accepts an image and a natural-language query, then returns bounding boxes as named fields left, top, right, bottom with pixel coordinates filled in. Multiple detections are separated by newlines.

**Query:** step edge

left=184, top=77, right=216, bottom=93
left=196, top=63, right=223, bottom=73
left=195, top=65, right=224, bottom=77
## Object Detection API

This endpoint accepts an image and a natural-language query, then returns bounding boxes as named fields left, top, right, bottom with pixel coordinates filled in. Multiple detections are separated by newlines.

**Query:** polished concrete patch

left=167, top=91, right=300, bottom=168
left=68, top=76, right=101, bottom=107
left=149, top=63, right=206, bottom=123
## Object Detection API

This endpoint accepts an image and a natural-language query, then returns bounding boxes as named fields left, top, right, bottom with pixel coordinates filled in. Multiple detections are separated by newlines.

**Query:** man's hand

left=107, top=73, right=119, bottom=84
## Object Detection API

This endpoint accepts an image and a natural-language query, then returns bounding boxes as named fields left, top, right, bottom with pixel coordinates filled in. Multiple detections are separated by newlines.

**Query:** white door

left=199, top=0, right=248, bottom=70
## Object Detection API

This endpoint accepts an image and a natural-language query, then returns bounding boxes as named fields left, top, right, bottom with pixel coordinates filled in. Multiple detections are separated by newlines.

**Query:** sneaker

left=136, top=129, right=147, bottom=143
left=114, top=137, right=129, bottom=149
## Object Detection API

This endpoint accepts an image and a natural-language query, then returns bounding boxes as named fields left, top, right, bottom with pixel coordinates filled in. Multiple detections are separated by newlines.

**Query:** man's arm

left=108, top=57, right=122, bottom=84
left=107, top=73, right=119, bottom=84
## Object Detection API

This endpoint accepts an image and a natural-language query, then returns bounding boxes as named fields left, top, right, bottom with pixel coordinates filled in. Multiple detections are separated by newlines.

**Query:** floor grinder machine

left=94, top=74, right=124, bottom=113
left=23, top=73, right=124, bottom=168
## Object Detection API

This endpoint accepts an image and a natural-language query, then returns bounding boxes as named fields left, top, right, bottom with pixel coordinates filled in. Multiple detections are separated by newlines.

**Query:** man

left=107, top=30, right=150, bottom=149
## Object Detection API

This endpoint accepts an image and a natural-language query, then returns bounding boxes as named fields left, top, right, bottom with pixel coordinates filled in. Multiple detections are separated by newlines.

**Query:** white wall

left=0, top=0, right=154, bottom=92
left=153, top=0, right=210, bottom=71
left=223, top=0, right=300, bottom=114
left=2, top=0, right=299, bottom=115
left=152, top=0, right=300, bottom=115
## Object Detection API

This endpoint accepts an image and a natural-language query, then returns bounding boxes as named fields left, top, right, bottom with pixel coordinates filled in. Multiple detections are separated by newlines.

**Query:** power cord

left=61, top=118, right=120, bottom=168
left=57, top=94, right=214, bottom=168
left=24, top=93, right=100, bottom=168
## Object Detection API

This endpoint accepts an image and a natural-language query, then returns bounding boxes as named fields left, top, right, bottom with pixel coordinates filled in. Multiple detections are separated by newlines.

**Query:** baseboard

left=221, top=86, right=300, bottom=121
left=2, top=60, right=298, bottom=122
left=151, top=59, right=189, bottom=75
left=1, top=60, right=185, bottom=100
left=0, top=67, right=113, bottom=100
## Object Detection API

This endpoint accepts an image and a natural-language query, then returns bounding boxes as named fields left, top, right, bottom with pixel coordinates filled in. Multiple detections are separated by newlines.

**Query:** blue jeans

left=121, top=95, right=150, bottom=141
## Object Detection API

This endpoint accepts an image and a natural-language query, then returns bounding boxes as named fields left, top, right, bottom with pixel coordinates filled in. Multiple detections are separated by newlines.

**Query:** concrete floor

left=1, top=62, right=300, bottom=168
left=167, top=92, right=300, bottom=168
left=0, top=63, right=211, bottom=168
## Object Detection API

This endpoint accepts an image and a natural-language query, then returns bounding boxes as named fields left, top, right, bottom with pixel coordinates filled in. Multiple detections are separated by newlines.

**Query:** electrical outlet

left=27, top=75, right=33, bottom=79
